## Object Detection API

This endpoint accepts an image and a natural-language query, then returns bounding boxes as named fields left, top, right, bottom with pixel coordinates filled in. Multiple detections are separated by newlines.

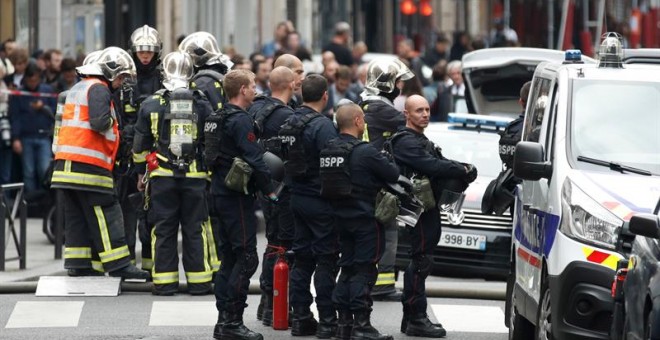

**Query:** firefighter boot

left=401, top=313, right=443, bottom=333
left=317, top=309, right=338, bottom=339
left=291, top=306, right=318, bottom=336
left=335, top=310, right=353, bottom=340
left=351, top=310, right=393, bottom=340
left=404, top=313, right=446, bottom=338
left=67, top=268, right=105, bottom=277
left=219, top=312, right=263, bottom=340
left=109, top=264, right=150, bottom=280
left=261, top=293, right=274, bottom=326
left=213, top=311, right=227, bottom=339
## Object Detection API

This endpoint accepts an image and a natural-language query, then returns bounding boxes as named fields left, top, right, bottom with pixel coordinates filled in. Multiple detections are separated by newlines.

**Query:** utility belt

left=152, top=153, right=206, bottom=177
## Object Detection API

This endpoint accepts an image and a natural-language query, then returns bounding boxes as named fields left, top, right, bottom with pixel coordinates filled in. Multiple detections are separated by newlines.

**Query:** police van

left=506, top=34, right=660, bottom=340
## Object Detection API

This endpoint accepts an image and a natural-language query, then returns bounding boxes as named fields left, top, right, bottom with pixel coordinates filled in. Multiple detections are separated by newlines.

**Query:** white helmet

left=161, top=51, right=194, bottom=91
left=178, top=31, right=233, bottom=69
left=130, top=25, right=162, bottom=55
left=76, top=46, right=136, bottom=81
left=82, top=50, right=103, bottom=66
left=364, top=57, right=414, bottom=95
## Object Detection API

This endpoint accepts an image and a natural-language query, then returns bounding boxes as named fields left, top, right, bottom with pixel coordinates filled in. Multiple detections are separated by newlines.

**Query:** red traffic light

left=400, top=0, right=417, bottom=15
left=420, top=0, right=433, bottom=16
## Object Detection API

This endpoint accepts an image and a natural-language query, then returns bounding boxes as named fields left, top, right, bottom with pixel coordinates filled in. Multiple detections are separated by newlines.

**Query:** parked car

left=395, top=114, right=514, bottom=280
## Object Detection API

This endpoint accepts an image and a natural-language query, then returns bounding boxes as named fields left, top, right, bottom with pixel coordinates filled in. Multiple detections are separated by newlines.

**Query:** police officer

left=51, top=47, right=149, bottom=280
left=272, top=54, right=305, bottom=108
left=180, top=31, right=231, bottom=273
left=359, top=57, right=414, bottom=301
left=482, top=81, right=530, bottom=216
left=281, top=74, right=339, bottom=338
left=132, top=51, right=213, bottom=295
left=388, top=95, right=476, bottom=338
left=248, top=66, right=296, bottom=325
left=323, top=103, right=399, bottom=340
left=207, top=69, right=277, bottom=340
left=118, top=25, right=164, bottom=271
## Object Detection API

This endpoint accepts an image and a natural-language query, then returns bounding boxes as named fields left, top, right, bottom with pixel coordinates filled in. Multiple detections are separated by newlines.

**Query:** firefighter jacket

left=51, top=77, right=119, bottom=194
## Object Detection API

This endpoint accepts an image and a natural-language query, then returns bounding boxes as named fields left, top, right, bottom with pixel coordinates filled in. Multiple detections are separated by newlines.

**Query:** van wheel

left=506, top=257, right=534, bottom=339
left=537, top=272, right=554, bottom=340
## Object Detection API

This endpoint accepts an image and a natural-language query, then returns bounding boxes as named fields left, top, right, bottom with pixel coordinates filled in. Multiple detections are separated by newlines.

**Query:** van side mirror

left=629, top=213, right=660, bottom=239
left=513, top=141, right=552, bottom=181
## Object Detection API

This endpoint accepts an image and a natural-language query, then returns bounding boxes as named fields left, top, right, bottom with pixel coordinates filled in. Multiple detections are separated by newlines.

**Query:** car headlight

left=559, top=179, right=623, bottom=250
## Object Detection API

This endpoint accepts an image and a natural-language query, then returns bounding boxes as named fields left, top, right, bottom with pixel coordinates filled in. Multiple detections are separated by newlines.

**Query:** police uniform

left=284, top=105, right=339, bottom=337
left=208, top=103, right=274, bottom=326
left=132, top=88, right=214, bottom=295
left=361, top=94, right=405, bottom=298
left=191, top=64, right=228, bottom=273
left=389, top=127, right=468, bottom=337
left=51, top=77, right=132, bottom=274
left=324, top=133, right=399, bottom=339
left=499, top=113, right=524, bottom=169
left=247, top=95, right=295, bottom=325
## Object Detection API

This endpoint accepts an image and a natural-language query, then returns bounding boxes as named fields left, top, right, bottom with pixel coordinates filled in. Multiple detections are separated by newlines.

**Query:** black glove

left=464, top=163, right=478, bottom=183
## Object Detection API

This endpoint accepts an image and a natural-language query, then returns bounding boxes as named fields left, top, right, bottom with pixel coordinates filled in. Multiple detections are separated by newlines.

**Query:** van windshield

left=570, top=79, right=660, bottom=175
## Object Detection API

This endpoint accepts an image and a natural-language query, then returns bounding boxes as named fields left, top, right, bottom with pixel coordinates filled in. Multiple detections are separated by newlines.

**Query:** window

left=523, top=77, right=551, bottom=142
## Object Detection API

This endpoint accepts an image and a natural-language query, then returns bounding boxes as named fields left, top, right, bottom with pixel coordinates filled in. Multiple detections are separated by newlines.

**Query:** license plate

left=438, top=231, right=486, bottom=251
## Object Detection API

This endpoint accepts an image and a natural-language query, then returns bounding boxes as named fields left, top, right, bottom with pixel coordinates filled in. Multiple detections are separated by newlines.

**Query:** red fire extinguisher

left=272, top=248, right=290, bottom=330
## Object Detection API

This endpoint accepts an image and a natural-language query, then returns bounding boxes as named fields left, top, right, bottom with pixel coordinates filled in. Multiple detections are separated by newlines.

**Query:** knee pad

left=239, top=251, right=259, bottom=277
left=411, top=255, right=432, bottom=278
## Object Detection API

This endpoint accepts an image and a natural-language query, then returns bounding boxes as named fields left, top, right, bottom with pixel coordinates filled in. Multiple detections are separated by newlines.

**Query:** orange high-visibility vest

left=55, top=78, right=119, bottom=171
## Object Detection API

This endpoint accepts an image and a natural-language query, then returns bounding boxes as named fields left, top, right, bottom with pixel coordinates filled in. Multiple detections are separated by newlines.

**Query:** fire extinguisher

left=272, top=249, right=292, bottom=330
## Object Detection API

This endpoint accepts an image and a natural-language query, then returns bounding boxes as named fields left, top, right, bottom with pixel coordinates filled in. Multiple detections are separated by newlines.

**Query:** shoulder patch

left=247, top=132, right=256, bottom=142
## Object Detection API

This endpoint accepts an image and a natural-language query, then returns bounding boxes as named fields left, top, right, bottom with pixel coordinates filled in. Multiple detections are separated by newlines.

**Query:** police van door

left=515, top=77, right=557, bottom=307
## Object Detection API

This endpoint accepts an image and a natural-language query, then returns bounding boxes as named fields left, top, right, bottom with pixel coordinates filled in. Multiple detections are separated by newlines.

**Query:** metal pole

left=19, top=194, right=26, bottom=269
left=0, top=186, right=5, bottom=271
left=549, top=0, right=556, bottom=49
left=55, top=190, right=63, bottom=259
left=557, top=0, right=570, bottom=49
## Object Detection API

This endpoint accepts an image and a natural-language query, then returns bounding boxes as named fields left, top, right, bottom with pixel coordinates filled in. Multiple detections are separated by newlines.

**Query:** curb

left=0, top=278, right=505, bottom=300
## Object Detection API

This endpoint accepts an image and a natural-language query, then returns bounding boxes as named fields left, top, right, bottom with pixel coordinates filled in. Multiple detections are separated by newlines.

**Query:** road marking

left=5, top=301, right=84, bottom=328
left=149, top=301, right=217, bottom=326
left=430, top=304, right=507, bottom=333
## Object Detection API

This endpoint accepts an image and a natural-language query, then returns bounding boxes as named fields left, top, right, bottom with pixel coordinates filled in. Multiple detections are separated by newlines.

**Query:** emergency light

left=448, top=113, right=514, bottom=129
left=564, top=50, right=582, bottom=63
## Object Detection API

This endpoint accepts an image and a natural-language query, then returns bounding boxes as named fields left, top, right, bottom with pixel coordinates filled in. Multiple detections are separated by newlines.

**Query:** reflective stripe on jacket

left=55, top=78, right=119, bottom=171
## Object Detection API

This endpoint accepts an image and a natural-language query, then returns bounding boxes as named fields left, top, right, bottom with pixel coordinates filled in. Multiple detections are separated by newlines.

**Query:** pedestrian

left=446, top=60, right=467, bottom=113
left=323, top=65, right=352, bottom=116
left=43, top=49, right=63, bottom=89
left=0, top=61, right=11, bottom=188
left=4, top=47, right=28, bottom=90
left=50, top=46, right=149, bottom=280
left=323, top=103, right=399, bottom=340
left=248, top=66, right=297, bottom=326
left=323, top=22, right=354, bottom=66
left=387, top=94, right=477, bottom=338
left=252, top=59, right=272, bottom=95
left=262, top=21, right=290, bottom=59
left=281, top=74, right=339, bottom=338
left=120, top=24, right=164, bottom=271
left=55, top=58, right=79, bottom=92
left=358, top=58, right=414, bottom=301
left=9, top=61, right=56, bottom=194
left=132, top=51, right=213, bottom=296
left=397, top=39, right=430, bottom=87
left=208, top=69, right=278, bottom=340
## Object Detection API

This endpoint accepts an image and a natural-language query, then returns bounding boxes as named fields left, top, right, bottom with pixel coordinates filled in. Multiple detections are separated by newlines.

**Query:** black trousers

left=116, top=174, right=138, bottom=262
left=332, top=216, right=385, bottom=312
left=149, top=177, right=212, bottom=293
left=259, top=187, right=294, bottom=295
left=402, top=207, right=441, bottom=315
left=289, top=193, right=338, bottom=316
left=214, top=193, right=260, bottom=315
left=62, top=189, right=130, bottom=272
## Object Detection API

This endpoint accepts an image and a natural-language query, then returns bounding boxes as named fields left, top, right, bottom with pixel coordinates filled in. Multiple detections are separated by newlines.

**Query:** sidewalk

left=1, top=218, right=65, bottom=283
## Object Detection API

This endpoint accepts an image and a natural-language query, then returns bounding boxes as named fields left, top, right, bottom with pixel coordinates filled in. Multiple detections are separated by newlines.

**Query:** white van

left=506, top=37, right=660, bottom=340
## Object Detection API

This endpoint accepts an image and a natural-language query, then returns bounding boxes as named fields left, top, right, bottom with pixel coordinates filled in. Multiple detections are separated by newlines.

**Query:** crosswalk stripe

left=5, top=301, right=84, bottom=328
left=149, top=301, right=217, bottom=326
left=430, top=304, right=507, bottom=333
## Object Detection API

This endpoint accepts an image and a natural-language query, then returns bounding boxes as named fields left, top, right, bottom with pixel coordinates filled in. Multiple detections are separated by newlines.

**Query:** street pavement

left=1, top=217, right=509, bottom=339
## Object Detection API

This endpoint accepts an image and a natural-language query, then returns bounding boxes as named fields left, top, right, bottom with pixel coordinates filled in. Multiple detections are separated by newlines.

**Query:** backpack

left=278, top=112, right=321, bottom=177
left=319, top=138, right=365, bottom=199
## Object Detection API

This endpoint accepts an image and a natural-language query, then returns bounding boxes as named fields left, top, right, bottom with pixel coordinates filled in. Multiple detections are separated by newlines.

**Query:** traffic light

left=400, top=0, right=417, bottom=16
left=420, top=0, right=433, bottom=16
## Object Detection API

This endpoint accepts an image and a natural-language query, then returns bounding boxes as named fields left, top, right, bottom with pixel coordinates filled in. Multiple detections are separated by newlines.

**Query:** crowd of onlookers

left=0, top=19, right=520, bottom=199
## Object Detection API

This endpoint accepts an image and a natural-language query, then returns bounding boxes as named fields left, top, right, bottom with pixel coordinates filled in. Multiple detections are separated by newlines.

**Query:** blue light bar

left=565, top=49, right=582, bottom=62
left=448, top=113, right=514, bottom=128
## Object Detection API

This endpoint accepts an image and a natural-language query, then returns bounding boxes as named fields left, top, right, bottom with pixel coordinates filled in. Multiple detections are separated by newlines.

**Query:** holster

left=224, top=157, right=253, bottom=194
left=375, top=189, right=400, bottom=225
left=412, top=177, right=436, bottom=211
